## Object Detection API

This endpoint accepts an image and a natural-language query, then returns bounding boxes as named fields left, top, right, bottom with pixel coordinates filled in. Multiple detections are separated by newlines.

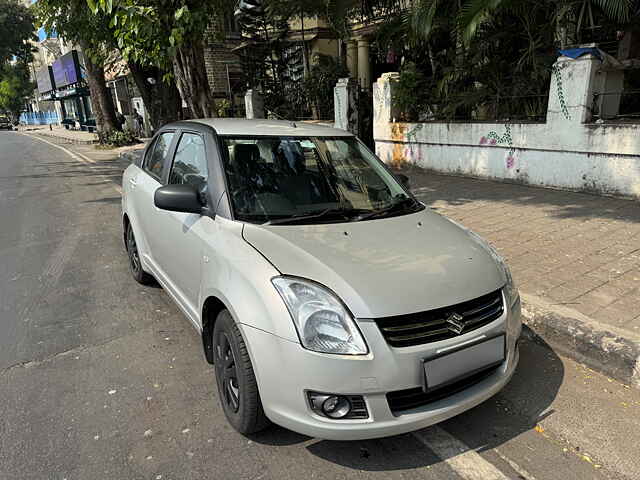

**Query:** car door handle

left=129, top=178, right=137, bottom=188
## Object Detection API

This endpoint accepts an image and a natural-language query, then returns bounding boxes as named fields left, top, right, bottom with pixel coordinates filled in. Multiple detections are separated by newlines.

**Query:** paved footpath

left=2, top=130, right=640, bottom=480
left=406, top=168, right=640, bottom=385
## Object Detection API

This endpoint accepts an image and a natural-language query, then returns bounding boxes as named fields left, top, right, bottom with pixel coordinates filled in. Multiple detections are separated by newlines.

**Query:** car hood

left=242, top=209, right=505, bottom=318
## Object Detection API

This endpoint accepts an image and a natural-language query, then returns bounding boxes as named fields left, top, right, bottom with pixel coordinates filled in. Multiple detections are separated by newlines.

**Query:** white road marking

left=494, top=448, right=537, bottom=480
left=19, top=132, right=123, bottom=195
left=413, top=427, right=510, bottom=480
left=19, top=132, right=96, bottom=164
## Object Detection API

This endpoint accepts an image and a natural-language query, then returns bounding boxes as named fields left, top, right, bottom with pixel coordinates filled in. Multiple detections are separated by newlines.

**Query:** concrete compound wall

left=372, top=55, right=640, bottom=199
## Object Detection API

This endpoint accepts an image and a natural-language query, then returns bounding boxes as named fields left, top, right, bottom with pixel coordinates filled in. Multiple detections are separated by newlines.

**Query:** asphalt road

left=1, top=131, right=639, bottom=480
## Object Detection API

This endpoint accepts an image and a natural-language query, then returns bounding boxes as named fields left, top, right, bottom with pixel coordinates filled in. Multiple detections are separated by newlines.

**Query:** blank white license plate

left=423, top=335, right=505, bottom=391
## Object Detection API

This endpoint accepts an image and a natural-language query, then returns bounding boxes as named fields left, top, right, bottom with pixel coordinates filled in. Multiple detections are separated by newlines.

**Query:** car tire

left=213, top=310, right=270, bottom=435
left=125, top=222, right=154, bottom=285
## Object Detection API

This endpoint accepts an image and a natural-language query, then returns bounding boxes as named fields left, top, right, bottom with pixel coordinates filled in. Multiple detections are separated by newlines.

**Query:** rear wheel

left=213, top=310, right=270, bottom=435
left=126, top=222, right=154, bottom=285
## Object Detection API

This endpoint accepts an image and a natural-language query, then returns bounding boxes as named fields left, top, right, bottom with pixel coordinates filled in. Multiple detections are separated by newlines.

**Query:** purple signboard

left=52, top=50, right=80, bottom=89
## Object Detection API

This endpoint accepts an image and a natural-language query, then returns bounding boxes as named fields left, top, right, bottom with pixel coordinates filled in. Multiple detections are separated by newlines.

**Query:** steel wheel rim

left=127, top=227, right=141, bottom=273
left=217, top=333, right=240, bottom=413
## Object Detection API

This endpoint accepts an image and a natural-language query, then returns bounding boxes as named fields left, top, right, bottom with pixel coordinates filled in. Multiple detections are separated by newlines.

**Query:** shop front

left=57, top=86, right=94, bottom=131
left=52, top=50, right=96, bottom=131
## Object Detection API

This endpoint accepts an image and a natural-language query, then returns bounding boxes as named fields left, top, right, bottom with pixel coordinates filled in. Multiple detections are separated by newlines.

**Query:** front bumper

left=242, top=295, right=521, bottom=441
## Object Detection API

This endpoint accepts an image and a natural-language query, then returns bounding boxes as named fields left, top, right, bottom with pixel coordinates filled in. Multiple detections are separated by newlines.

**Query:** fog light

left=307, top=391, right=368, bottom=419
left=322, top=396, right=351, bottom=419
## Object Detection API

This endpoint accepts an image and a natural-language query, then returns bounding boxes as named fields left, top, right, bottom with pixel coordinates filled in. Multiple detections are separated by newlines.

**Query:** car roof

left=183, top=118, right=354, bottom=137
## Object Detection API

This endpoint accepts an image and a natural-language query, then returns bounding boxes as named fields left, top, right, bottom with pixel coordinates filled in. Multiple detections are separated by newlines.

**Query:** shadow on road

left=83, top=196, right=122, bottom=205
left=250, top=328, right=563, bottom=472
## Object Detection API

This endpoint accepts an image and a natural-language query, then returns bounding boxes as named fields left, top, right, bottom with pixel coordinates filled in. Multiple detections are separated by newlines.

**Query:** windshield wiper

left=352, top=196, right=422, bottom=222
left=263, top=207, right=367, bottom=225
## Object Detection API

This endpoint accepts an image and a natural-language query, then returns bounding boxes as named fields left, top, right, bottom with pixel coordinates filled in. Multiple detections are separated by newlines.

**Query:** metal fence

left=417, top=93, right=549, bottom=123
left=19, top=111, right=59, bottom=125
left=592, top=90, right=640, bottom=121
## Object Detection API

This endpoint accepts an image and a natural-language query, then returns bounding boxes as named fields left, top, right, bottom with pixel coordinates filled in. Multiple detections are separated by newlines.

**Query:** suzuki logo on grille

left=446, top=312, right=465, bottom=334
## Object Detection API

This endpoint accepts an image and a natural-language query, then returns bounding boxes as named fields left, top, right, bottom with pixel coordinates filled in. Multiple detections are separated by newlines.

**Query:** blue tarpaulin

left=558, top=47, right=604, bottom=61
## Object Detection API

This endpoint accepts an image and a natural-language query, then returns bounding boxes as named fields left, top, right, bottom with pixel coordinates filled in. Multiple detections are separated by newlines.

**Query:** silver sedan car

left=121, top=119, right=521, bottom=440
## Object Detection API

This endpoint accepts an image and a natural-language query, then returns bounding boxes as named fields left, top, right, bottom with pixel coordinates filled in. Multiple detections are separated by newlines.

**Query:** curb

left=520, top=293, right=640, bottom=388
left=118, top=150, right=142, bottom=164
left=24, top=131, right=98, bottom=145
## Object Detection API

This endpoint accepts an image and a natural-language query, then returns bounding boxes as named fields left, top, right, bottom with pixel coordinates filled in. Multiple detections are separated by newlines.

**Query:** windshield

left=220, top=136, right=422, bottom=224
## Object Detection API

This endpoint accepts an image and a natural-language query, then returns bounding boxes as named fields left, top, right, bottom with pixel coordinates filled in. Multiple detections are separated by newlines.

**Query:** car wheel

left=125, top=222, right=154, bottom=285
left=213, top=310, right=270, bottom=435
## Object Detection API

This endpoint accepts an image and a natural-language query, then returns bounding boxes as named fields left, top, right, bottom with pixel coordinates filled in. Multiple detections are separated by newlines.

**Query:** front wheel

left=213, top=310, right=270, bottom=435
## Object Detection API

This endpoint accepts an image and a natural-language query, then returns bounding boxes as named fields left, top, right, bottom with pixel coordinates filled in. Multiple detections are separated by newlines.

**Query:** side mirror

left=396, top=173, right=410, bottom=189
left=154, top=184, right=203, bottom=214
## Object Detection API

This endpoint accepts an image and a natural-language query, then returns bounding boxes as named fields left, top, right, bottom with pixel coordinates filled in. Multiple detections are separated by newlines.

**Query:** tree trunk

left=128, top=61, right=181, bottom=132
left=80, top=44, right=119, bottom=135
left=300, top=11, right=310, bottom=78
left=262, top=22, right=279, bottom=90
left=172, top=38, right=215, bottom=118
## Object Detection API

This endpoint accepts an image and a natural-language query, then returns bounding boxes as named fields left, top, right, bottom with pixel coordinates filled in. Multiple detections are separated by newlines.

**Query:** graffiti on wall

left=552, top=63, right=571, bottom=120
left=480, top=123, right=516, bottom=169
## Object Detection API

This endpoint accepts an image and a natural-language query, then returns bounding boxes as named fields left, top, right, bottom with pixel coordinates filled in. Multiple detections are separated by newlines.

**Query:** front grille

left=387, top=364, right=500, bottom=414
left=374, top=290, right=504, bottom=348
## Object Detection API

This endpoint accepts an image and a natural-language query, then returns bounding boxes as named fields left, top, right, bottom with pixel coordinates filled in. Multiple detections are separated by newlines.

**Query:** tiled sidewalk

left=407, top=169, right=640, bottom=337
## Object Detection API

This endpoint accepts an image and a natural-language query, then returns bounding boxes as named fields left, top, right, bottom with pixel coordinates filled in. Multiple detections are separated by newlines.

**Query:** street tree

left=37, top=0, right=121, bottom=134
left=0, top=0, right=36, bottom=66
left=38, top=0, right=181, bottom=134
left=93, top=0, right=227, bottom=118
left=0, top=63, right=33, bottom=119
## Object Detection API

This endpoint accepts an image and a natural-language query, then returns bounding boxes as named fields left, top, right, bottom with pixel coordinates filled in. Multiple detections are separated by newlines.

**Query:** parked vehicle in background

left=0, top=116, right=13, bottom=130
left=121, top=119, right=521, bottom=440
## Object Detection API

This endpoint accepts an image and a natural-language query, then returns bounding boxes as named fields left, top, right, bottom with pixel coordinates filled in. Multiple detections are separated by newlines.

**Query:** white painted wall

left=373, top=55, right=640, bottom=199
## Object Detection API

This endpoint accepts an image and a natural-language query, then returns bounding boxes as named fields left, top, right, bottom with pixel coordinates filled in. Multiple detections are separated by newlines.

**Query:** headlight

left=272, top=277, right=368, bottom=355
left=501, top=260, right=519, bottom=307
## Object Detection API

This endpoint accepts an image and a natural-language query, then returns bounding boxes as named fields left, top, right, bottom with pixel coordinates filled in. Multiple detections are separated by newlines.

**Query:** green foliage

left=0, top=0, right=36, bottom=65
left=459, top=0, right=505, bottom=44
left=97, top=128, right=137, bottom=147
left=37, top=0, right=115, bottom=63
left=459, top=0, right=637, bottom=44
left=303, top=54, right=349, bottom=119
left=0, top=63, right=33, bottom=118
left=92, top=0, right=224, bottom=73
left=392, top=63, right=429, bottom=122
left=216, top=99, right=232, bottom=117
left=380, top=0, right=560, bottom=122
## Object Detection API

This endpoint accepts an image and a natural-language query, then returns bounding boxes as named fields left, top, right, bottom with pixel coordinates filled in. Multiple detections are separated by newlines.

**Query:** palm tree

left=459, top=0, right=638, bottom=45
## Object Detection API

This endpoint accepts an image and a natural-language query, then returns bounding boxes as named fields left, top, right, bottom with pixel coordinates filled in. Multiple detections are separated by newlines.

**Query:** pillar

left=346, top=39, right=358, bottom=79
left=373, top=72, right=399, bottom=122
left=334, top=77, right=358, bottom=134
left=547, top=50, right=601, bottom=124
left=244, top=89, right=264, bottom=119
left=357, top=37, right=371, bottom=91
